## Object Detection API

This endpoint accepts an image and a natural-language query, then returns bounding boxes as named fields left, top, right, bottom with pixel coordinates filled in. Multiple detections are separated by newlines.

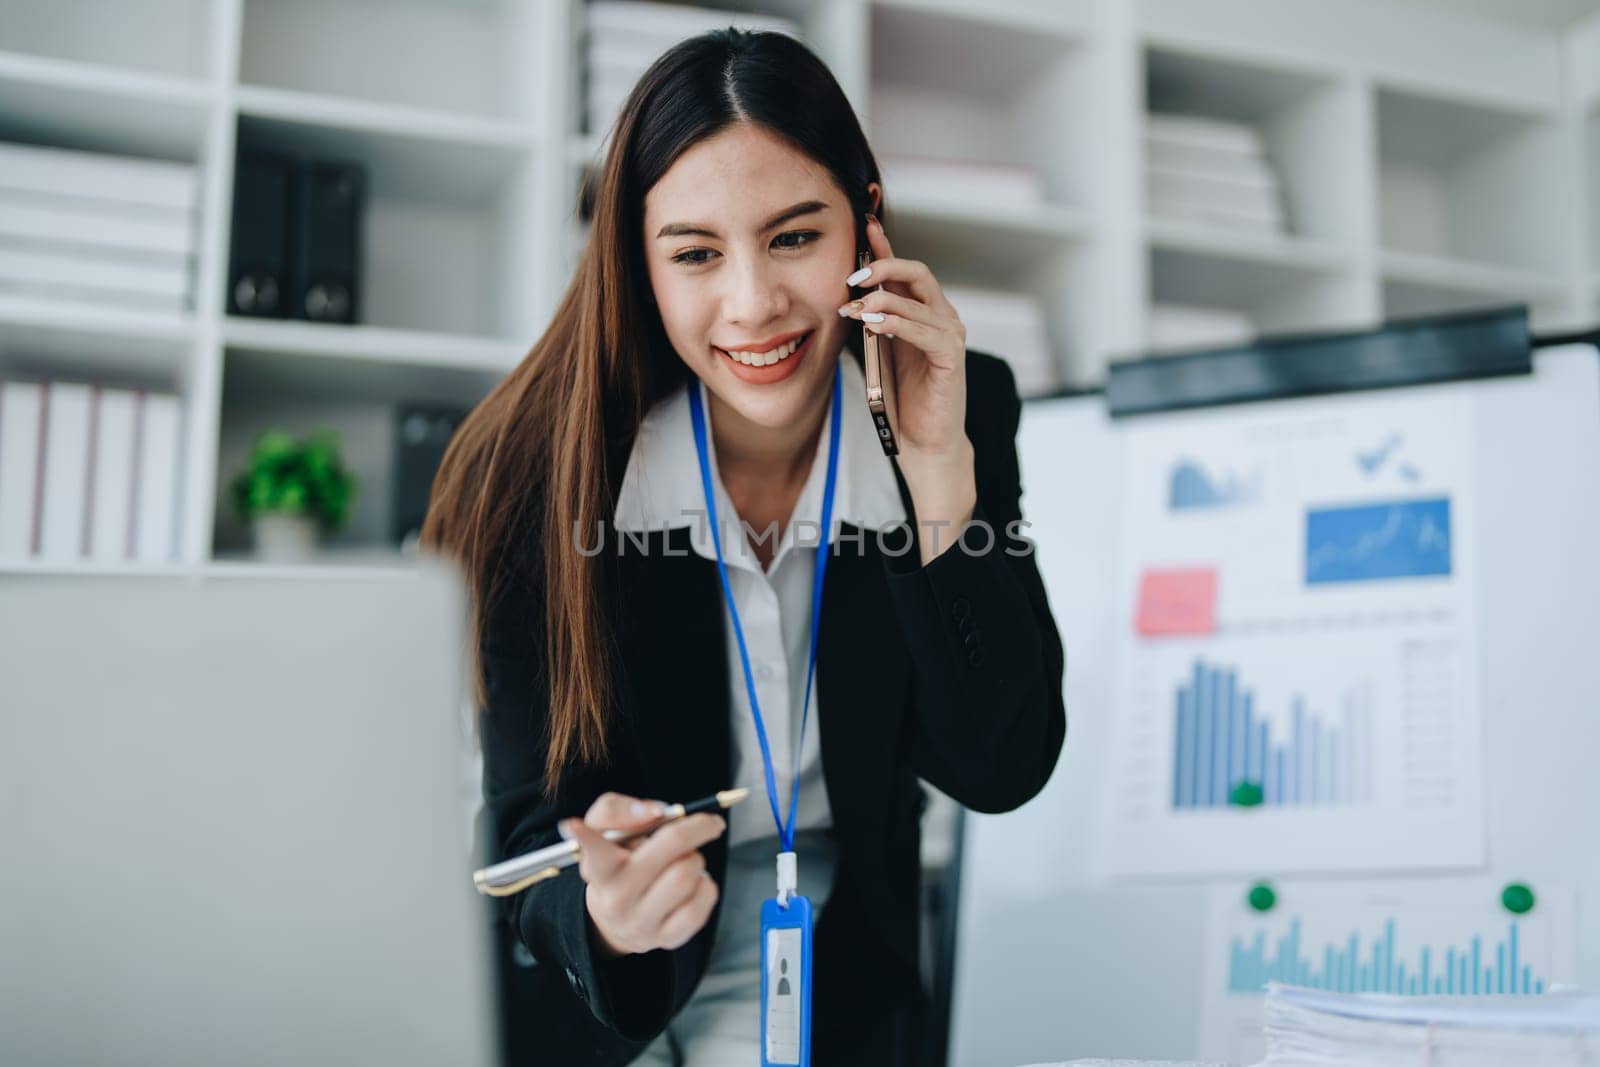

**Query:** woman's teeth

left=722, top=334, right=805, bottom=366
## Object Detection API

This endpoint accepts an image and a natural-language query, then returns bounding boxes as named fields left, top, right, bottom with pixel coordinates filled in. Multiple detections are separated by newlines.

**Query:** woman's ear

left=865, top=181, right=882, bottom=218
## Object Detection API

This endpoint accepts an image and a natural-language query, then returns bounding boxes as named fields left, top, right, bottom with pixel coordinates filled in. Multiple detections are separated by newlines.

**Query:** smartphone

left=856, top=249, right=899, bottom=457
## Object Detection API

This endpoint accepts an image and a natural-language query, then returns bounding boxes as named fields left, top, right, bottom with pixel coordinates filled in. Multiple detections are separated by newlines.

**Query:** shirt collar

left=613, top=353, right=908, bottom=571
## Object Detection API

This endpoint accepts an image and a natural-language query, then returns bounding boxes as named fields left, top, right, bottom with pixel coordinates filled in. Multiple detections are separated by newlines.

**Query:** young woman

left=424, top=28, right=1066, bottom=1067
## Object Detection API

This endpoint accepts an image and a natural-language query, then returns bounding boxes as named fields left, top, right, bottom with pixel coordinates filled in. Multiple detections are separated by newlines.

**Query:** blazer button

left=962, top=628, right=982, bottom=649
left=967, top=647, right=986, bottom=668
left=951, top=595, right=971, bottom=621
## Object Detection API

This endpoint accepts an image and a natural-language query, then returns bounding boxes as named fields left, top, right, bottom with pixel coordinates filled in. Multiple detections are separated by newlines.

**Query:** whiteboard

left=948, top=343, right=1600, bottom=1065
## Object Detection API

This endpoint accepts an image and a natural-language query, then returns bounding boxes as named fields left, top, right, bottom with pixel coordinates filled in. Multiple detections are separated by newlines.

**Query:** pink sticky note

left=1135, top=567, right=1218, bottom=636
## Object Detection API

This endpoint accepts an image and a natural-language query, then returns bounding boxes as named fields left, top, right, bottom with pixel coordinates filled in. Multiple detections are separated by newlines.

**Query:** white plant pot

left=252, top=513, right=320, bottom=562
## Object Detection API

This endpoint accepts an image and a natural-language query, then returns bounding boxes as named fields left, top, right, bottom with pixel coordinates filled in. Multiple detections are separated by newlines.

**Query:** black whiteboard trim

left=1040, top=306, right=1534, bottom=417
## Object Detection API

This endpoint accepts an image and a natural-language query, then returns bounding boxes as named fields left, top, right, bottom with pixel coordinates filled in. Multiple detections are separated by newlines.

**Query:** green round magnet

left=1229, top=781, right=1264, bottom=808
left=1247, top=882, right=1276, bottom=913
left=1501, top=882, right=1535, bottom=915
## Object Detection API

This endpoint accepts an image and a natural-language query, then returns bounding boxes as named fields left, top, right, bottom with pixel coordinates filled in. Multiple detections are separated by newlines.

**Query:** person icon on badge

left=776, top=958, right=791, bottom=997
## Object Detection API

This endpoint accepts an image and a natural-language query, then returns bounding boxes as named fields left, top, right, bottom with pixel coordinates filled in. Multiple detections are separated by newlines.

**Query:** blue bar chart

left=1169, top=459, right=1261, bottom=512
left=1202, top=884, right=1576, bottom=1063
left=1227, top=917, right=1547, bottom=996
left=1172, top=659, right=1373, bottom=810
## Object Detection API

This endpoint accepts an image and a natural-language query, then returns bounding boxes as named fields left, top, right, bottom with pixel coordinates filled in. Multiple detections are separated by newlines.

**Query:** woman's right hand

left=562, top=792, right=727, bottom=959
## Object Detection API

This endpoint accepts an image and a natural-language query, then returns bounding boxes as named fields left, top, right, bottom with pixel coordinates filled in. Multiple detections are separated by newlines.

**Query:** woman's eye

left=670, top=231, right=819, bottom=265
left=773, top=230, right=821, bottom=250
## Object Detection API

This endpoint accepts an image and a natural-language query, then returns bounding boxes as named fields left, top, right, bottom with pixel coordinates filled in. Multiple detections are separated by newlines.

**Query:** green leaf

left=232, top=429, right=354, bottom=524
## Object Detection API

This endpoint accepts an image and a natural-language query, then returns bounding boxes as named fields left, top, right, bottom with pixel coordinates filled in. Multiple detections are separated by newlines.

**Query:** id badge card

left=759, top=895, right=813, bottom=1067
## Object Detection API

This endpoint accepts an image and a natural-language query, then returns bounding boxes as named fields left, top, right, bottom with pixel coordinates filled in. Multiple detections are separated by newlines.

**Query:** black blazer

left=476, top=351, right=1067, bottom=1065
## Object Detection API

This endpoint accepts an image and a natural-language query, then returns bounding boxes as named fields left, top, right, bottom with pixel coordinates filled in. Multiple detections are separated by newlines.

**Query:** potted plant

left=230, top=429, right=357, bottom=561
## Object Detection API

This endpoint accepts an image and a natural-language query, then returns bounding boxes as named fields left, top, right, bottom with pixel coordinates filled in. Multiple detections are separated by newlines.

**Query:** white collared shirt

left=614, top=354, right=907, bottom=848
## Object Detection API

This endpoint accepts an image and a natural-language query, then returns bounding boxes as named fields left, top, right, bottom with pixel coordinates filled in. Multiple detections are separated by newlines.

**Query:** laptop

left=0, top=562, right=495, bottom=1066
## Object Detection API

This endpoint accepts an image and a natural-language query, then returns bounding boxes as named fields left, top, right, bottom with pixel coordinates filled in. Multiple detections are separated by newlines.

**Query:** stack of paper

left=1263, top=982, right=1600, bottom=1065
left=0, top=141, right=199, bottom=313
left=879, top=155, right=1047, bottom=209
left=585, top=2, right=801, bottom=138
left=0, top=378, right=183, bottom=565
left=1146, top=114, right=1287, bottom=234
left=942, top=285, right=1058, bottom=397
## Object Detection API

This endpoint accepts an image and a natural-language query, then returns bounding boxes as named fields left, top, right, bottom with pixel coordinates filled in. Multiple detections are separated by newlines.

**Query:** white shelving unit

left=3, top=0, right=1598, bottom=579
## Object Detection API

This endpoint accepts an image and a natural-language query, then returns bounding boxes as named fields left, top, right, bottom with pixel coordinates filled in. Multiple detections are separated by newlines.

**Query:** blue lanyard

left=686, top=360, right=842, bottom=852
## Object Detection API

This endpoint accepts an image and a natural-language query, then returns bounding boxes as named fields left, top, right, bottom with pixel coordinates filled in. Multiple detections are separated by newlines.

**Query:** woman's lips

left=715, top=330, right=814, bottom=384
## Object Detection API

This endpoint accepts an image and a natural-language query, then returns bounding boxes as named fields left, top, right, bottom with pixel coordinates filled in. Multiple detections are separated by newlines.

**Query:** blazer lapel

left=816, top=526, right=911, bottom=828
left=612, top=528, right=733, bottom=803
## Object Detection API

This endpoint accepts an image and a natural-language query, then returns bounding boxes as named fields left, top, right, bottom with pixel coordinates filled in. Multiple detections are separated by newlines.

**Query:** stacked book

left=943, top=285, right=1057, bottom=397
left=0, top=141, right=199, bottom=314
left=1263, top=981, right=1600, bottom=1065
left=585, top=1, right=801, bottom=139
left=1146, top=113, right=1287, bottom=234
left=0, top=378, right=183, bottom=565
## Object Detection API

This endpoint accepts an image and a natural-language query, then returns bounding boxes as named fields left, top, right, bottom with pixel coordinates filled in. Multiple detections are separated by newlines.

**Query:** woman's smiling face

left=643, top=122, right=862, bottom=433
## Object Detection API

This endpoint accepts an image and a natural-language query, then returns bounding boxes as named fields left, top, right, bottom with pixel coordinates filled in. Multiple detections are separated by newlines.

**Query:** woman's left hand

left=839, top=214, right=977, bottom=559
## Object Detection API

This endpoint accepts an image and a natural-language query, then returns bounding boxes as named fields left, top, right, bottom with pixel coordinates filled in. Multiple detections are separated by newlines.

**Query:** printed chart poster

left=1198, top=880, right=1578, bottom=1064
left=1102, top=387, right=1485, bottom=876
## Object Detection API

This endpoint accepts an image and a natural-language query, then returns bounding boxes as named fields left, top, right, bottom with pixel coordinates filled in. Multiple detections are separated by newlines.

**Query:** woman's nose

left=722, top=257, right=787, bottom=326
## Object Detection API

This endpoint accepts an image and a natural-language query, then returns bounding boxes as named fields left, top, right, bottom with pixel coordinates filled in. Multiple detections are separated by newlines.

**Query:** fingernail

left=837, top=300, right=863, bottom=317
left=861, top=312, right=886, bottom=323
left=558, top=819, right=575, bottom=841
left=846, top=266, right=871, bottom=286
left=865, top=212, right=879, bottom=229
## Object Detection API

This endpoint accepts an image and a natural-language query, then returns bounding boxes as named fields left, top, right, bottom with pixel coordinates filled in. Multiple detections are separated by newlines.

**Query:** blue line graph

left=1305, top=498, right=1452, bottom=584
left=1229, top=918, right=1547, bottom=996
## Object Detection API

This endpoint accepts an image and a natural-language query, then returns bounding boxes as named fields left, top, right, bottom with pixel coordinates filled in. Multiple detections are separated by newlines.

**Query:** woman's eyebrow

left=654, top=200, right=829, bottom=240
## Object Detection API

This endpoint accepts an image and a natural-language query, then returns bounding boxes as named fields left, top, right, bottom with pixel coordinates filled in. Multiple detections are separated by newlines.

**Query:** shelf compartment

left=1377, top=84, right=1563, bottom=276
left=0, top=294, right=195, bottom=389
left=233, top=103, right=540, bottom=339
left=890, top=194, right=1091, bottom=248
left=214, top=343, right=502, bottom=559
left=1145, top=217, right=1349, bottom=272
left=883, top=217, right=1097, bottom=389
left=221, top=318, right=524, bottom=376
left=868, top=2, right=1092, bottom=212
left=0, top=50, right=210, bottom=162
left=0, top=0, right=212, bottom=80
left=239, top=0, right=541, bottom=123
left=1143, top=43, right=1356, bottom=244
left=1146, top=240, right=1362, bottom=352
left=871, top=0, right=1090, bottom=37
left=221, top=339, right=506, bottom=412
left=234, top=88, right=537, bottom=206
left=1380, top=249, right=1564, bottom=322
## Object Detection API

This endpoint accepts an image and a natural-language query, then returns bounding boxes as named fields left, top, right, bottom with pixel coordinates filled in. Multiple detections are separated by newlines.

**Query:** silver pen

left=472, top=787, right=749, bottom=897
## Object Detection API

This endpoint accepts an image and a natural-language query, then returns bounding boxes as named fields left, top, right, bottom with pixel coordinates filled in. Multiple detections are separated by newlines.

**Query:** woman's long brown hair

left=421, top=28, right=883, bottom=795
